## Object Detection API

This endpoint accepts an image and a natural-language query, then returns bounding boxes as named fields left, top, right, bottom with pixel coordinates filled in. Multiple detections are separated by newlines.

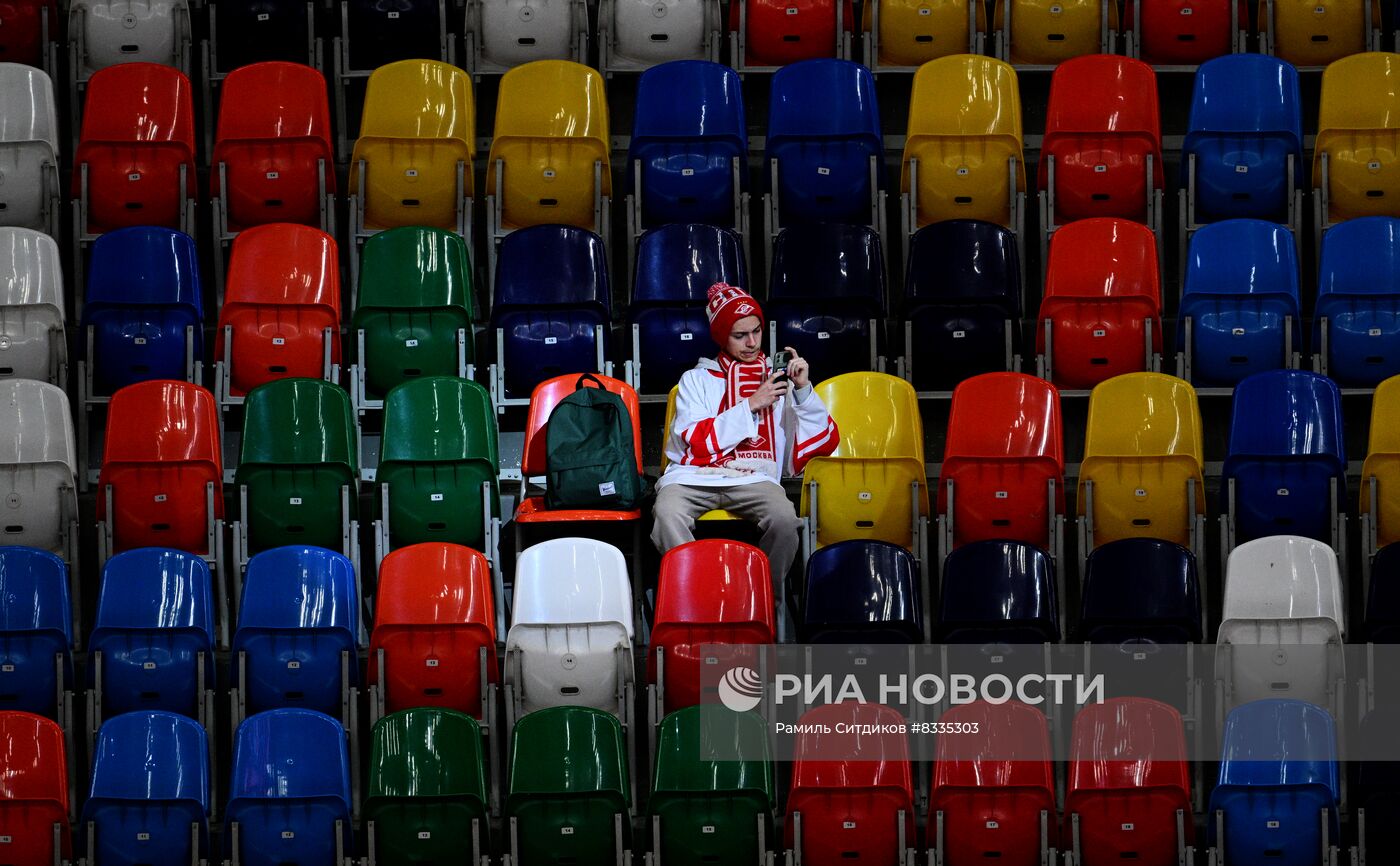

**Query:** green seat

left=365, top=708, right=489, bottom=865
left=236, top=378, right=359, bottom=552
left=651, top=706, right=775, bottom=866
left=352, top=227, right=476, bottom=400
left=377, top=376, right=499, bottom=550
left=507, top=706, right=630, bottom=866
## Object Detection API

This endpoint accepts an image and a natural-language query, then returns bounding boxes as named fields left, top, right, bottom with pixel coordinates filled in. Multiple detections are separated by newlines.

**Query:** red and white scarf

left=714, top=351, right=777, bottom=471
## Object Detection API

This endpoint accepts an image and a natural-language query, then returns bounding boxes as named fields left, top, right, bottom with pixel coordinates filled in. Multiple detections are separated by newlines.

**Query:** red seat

left=514, top=373, right=644, bottom=524
left=786, top=702, right=914, bottom=866
left=648, top=539, right=775, bottom=713
left=96, top=380, right=223, bottom=555
left=368, top=543, right=498, bottom=718
left=930, top=701, right=1058, bottom=866
left=1035, top=218, right=1162, bottom=390
left=1066, top=698, right=1193, bottom=866
left=730, top=0, right=853, bottom=67
left=0, top=711, right=69, bottom=866
left=0, top=0, right=54, bottom=66
left=938, top=373, right=1065, bottom=550
left=214, top=223, right=341, bottom=397
left=1127, top=0, right=1239, bottom=65
left=1040, top=55, right=1163, bottom=225
left=73, top=62, right=196, bottom=234
left=211, top=62, right=336, bottom=232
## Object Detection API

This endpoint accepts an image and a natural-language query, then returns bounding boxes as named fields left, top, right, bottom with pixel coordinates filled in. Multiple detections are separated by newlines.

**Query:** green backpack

left=544, top=374, right=643, bottom=510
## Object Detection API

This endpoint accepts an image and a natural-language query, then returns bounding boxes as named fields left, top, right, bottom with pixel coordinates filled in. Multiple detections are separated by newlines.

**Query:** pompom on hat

left=705, top=282, right=764, bottom=347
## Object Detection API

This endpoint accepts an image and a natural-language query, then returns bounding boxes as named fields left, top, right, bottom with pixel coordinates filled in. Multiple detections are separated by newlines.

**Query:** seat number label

left=1122, top=823, right=1135, bottom=831
left=818, top=331, right=830, bottom=339
left=843, top=822, right=856, bottom=829
left=956, top=167, right=969, bottom=176
left=953, top=330, right=965, bottom=338
left=702, top=826, right=716, bottom=834
left=1231, top=328, right=1246, bottom=336
left=290, top=497, right=303, bottom=505
left=266, top=171, right=279, bottom=180
left=1094, top=165, right=1107, bottom=173
left=154, top=494, right=167, bottom=502
left=143, top=661, right=157, bottom=669
left=1371, top=160, right=1383, bottom=171
left=1268, top=820, right=1281, bottom=828
left=858, top=491, right=872, bottom=501
left=282, top=832, right=295, bottom=839
left=272, top=337, right=286, bottom=345
left=405, top=339, right=419, bottom=347
left=543, top=169, right=556, bottom=178
left=1235, top=165, right=1248, bottom=173
left=1371, top=328, right=1384, bottom=336
left=1, top=836, right=11, bottom=843
left=985, top=821, right=999, bottom=829
left=1134, top=488, right=1147, bottom=498
left=561, top=827, right=575, bottom=835
left=817, top=167, right=830, bottom=175
left=257, top=12, right=269, bottom=20
left=426, top=658, right=439, bottom=666
left=680, top=332, right=693, bottom=341
left=990, top=655, right=1004, bottom=663
left=995, top=491, right=1008, bottom=499
left=545, top=337, right=558, bottom=344
left=431, top=493, right=444, bottom=502
left=405, top=169, right=418, bottom=178
left=1093, top=329, right=1106, bottom=337
left=287, top=660, right=300, bottom=669
left=388, top=10, right=399, bottom=17
left=1276, top=488, right=1289, bottom=496
left=0, top=666, right=11, bottom=673
left=136, top=833, right=151, bottom=841
left=418, top=832, right=431, bottom=839
left=128, top=173, right=141, bottom=181
left=682, top=168, right=694, bottom=176
left=133, top=336, right=148, bottom=345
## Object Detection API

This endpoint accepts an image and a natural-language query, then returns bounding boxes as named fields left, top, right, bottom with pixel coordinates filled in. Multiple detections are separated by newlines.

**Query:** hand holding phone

left=771, top=349, right=792, bottom=383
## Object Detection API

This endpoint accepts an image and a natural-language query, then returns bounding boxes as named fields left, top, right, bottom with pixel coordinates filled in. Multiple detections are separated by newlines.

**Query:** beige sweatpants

left=650, top=480, right=805, bottom=594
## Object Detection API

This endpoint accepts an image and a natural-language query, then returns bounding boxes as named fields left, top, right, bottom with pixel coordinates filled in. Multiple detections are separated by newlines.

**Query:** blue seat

left=1080, top=539, right=1202, bottom=645
left=1222, top=371, right=1347, bottom=544
left=1366, top=543, right=1400, bottom=642
left=88, top=548, right=215, bottom=718
left=629, top=224, right=747, bottom=393
left=1182, top=54, right=1303, bottom=223
left=628, top=61, right=747, bottom=229
left=904, top=220, right=1021, bottom=391
left=800, top=540, right=922, bottom=643
left=81, top=227, right=203, bottom=395
left=82, top=710, right=210, bottom=866
left=1208, top=699, right=1340, bottom=866
left=0, top=546, right=71, bottom=717
left=938, top=540, right=1059, bottom=644
left=768, top=223, right=884, bottom=377
left=765, top=59, right=883, bottom=227
left=232, top=546, right=359, bottom=716
left=227, top=708, right=354, bottom=866
left=491, top=225, right=611, bottom=400
left=1178, top=219, right=1301, bottom=386
left=1314, top=217, right=1400, bottom=386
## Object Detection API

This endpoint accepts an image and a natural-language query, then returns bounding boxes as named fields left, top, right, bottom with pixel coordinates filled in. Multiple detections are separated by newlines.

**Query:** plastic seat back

left=939, top=540, right=1059, bottom=644
left=735, top=0, right=852, bottom=66
left=0, top=228, right=63, bottom=384
left=610, top=0, right=710, bottom=66
left=0, top=379, right=74, bottom=554
left=768, top=222, right=884, bottom=377
left=0, top=547, right=69, bottom=717
left=1081, top=538, right=1203, bottom=644
left=345, top=0, right=444, bottom=69
left=210, top=0, right=315, bottom=70
left=1362, top=376, right=1400, bottom=547
left=1132, top=0, right=1234, bottom=64
left=71, top=0, right=187, bottom=71
left=1265, top=0, right=1372, bottom=66
left=801, top=540, right=922, bottom=643
left=1316, top=217, right=1400, bottom=386
left=1366, top=542, right=1400, bottom=641
left=0, top=710, right=69, bottom=866
left=1315, top=53, right=1400, bottom=223
left=0, top=64, right=58, bottom=231
left=867, top=0, right=980, bottom=66
left=0, top=3, right=56, bottom=68
left=520, top=374, right=643, bottom=480
left=993, top=0, right=1112, bottom=64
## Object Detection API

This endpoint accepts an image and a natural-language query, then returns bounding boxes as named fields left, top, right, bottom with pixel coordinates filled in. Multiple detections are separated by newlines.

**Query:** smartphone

left=771, top=349, right=792, bottom=382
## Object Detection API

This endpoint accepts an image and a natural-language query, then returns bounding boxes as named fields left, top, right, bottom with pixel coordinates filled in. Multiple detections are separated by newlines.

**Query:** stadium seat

left=215, top=223, right=341, bottom=401
left=939, top=539, right=1061, bottom=645
left=1363, top=377, right=1400, bottom=565
left=1079, top=373, right=1206, bottom=553
left=627, top=223, right=748, bottom=395
left=1080, top=538, right=1203, bottom=645
left=0, top=228, right=63, bottom=386
left=1065, top=698, right=1194, bottom=865
left=1222, top=370, right=1346, bottom=548
left=0, top=711, right=69, bottom=866
left=767, top=223, right=885, bottom=377
left=506, top=706, right=632, bottom=864
left=1177, top=219, right=1301, bottom=386
left=651, top=706, right=774, bottom=866
left=365, top=708, right=490, bottom=864
left=1035, top=218, right=1162, bottom=390
left=68, top=0, right=191, bottom=80
left=600, top=0, right=720, bottom=73
left=1315, top=217, right=1400, bottom=385
left=1126, top=0, right=1237, bottom=65
left=1261, top=0, right=1378, bottom=66
left=648, top=539, right=774, bottom=715
left=1315, top=52, right=1400, bottom=233
left=1356, top=702, right=1400, bottom=859
left=901, top=55, right=1026, bottom=239
left=466, top=0, right=588, bottom=74
left=862, top=0, right=982, bottom=69
left=0, top=378, right=77, bottom=563
left=801, top=539, right=923, bottom=643
left=489, top=224, right=612, bottom=404
left=233, top=378, right=358, bottom=567
left=205, top=0, right=317, bottom=75
left=0, top=547, right=71, bottom=719
left=729, top=0, right=853, bottom=70
left=350, top=227, right=475, bottom=409
left=226, top=708, right=353, bottom=866
left=95, top=380, right=223, bottom=560
left=901, top=219, right=1022, bottom=391
left=82, top=710, right=209, bottom=866
left=938, top=372, right=1064, bottom=553
left=232, top=546, right=359, bottom=719
left=368, top=543, right=500, bottom=719
left=929, top=700, right=1057, bottom=865
left=0, top=1, right=56, bottom=70
left=785, top=702, right=915, bottom=866
left=763, top=59, right=884, bottom=245
left=374, top=376, right=500, bottom=560
left=88, top=547, right=215, bottom=721
left=1366, top=542, right=1400, bottom=641
left=992, top=0, right=1114, bottom=64
left=1208, top=699, right=1342, bottom=865
left=0, top=64, right=59, bottom=235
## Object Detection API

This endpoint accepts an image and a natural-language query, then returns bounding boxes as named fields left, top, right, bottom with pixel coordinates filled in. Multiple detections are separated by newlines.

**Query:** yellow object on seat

left=1315, top=52, right=1400, bottom=224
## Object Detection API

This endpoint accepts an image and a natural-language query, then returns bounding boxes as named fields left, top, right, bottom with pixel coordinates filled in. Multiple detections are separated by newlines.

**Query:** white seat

left=605, top=0, right=714, bottom=70
left=0, top=64, right=59, bottom=232
left=0, top=228, right=64, bottom=385
left=71, top=0, right=189, bottom=75
left=0, top=379, right=76, bottom=556
left=471, top=0, right=584, bottom=72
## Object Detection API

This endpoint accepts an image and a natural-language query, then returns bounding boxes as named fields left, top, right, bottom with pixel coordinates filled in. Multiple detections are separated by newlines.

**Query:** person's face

left=725, top=315, right=763, bottom=362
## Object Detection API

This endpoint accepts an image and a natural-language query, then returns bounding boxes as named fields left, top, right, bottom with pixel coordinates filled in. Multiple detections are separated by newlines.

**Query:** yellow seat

left=661, top=386, right=740, bottom=522
left=485, top=60, right=611, bottom=231
left=901, top=55, right=1026, bottom=229
left=349, top=60, right=475, bottom=231
left=992, top=0, right=1116, bottom=65
left=1264, top=0, right=1377, bottom=67
left=799, top=372, right=930, bottom=550
left=1079, top=372, right=1205, bottom=548
left=1315, top=52, right=1400, bottom=225
left=1361, top=376, right=1400, bottom=547
left=863, top=0, right=985, bottom=66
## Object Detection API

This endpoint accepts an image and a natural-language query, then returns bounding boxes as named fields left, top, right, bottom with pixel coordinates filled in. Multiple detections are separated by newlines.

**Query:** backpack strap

left=576, top=373, right=605, bottom=391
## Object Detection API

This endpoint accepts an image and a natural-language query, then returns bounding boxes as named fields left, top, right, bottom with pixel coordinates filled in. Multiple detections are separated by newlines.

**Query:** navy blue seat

left=765, top=59, right=882, bottom=228
left=768, top=223, right=884, bottom=377
left=1178, top=219, right=1301, bottom=386
left=233, top=546, right=359, bottom=716
left=628, top=61, right=747, bottom=229
left=81, top=227, right=203, bottom=395
left=345, top=0, right=444, bottom=70
left=1367, top=543, right=1400, bottom=642
left=629, top=224, right=747, bottom=394
left=0, top=546, right=71, bottom=718
left=1356, top=703, right=1400, bottom=859
left=227, top=708, right=354, bottom=866
left=1080, top=539, right=1202, bottom=645
left=800, top=540, right=922, bottom=643
left=1222, top=371, right=1346, bottom=544
left=211, top=0, right=316, bottom=71
left=938, top=540, right=1059, bottom=645
left=1314, top=216, right=1400, bottom=386
left=82, top=710, right=210, bottom=866
left=904, top=220, right=1021, bottom=391
left=1182, top=54, right=1303, bottom=223
left=491, top=225, right=611, bottom=400
left=88, top=548, right=215, bottom=718
left=1208, top=699, right=1340, bottom=866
